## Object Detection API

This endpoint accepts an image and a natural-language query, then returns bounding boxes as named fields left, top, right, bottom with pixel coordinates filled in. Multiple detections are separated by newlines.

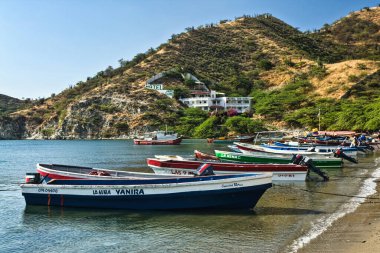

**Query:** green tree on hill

left=224, top=116, right=265, bottom=134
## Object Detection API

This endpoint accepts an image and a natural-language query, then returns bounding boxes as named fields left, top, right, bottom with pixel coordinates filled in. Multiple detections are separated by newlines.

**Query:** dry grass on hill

left=311, top=60, right=379, bottom=98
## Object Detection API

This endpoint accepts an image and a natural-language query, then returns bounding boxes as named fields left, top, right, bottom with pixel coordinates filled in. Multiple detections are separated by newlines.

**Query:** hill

left=2, top=6, right=380, bottom=139
left=0, top=94, right=27, bottom=115
left=314, top=6, right=380, bottom=60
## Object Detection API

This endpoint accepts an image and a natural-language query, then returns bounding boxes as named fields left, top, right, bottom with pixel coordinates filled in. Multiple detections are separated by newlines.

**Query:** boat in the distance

left=207, top=136, right=254, bottom=144
left=134, top=130, right=182, bottom=145
left=21, top=167, right=272, bottom=210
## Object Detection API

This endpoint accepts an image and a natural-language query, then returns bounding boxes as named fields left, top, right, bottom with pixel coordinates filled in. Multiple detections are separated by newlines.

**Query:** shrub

left=193, top=116, right=226, bottom=138
left=357, top=63, right=367, bottom=70
left=308, top=65, right=327, bottom=79
left=348, top=75, right=360, bottom=82
left=173, top=87, right=190, bottom=99
left=99, top=103, right=120, bottom=113
left=114, top=122, right=129, bottom=133
left=257, top=59, right=274, bottom=70
left=224, top=116, right=265, bottom=134
left=41, top=128, right=54, bottom=138
left=284, top=58, right=295, bottom=67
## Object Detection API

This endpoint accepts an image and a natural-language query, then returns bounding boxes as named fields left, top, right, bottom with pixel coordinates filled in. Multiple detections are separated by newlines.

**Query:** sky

left=0, top=0, right=378, bottom=99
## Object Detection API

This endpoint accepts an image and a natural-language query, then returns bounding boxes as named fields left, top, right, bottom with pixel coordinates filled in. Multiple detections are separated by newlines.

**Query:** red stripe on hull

left=38, top=169, right=82, bottom=180
left=147, top=159, right=307, bottom=172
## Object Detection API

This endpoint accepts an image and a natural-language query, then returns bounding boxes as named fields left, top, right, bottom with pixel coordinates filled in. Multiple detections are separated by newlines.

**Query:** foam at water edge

left=288, top=166, right=380, bottom=253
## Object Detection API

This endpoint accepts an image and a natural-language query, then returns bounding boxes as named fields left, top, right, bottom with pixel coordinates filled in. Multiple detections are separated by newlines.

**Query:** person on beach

left=351, top=136, right=359, bottom=147
left=358, top=134, right=366, bottom=145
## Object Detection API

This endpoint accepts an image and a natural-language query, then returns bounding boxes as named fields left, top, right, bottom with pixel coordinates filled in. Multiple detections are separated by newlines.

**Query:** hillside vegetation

left=315, top=6, right=380, bottom=60
left=1, top=6, right=380, bottom=139
left=0, top=94, right=28, bottom=115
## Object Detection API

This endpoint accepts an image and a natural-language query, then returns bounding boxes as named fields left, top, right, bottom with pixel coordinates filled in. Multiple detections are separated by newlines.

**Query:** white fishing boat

left=21, top=165, right=272, bottom=210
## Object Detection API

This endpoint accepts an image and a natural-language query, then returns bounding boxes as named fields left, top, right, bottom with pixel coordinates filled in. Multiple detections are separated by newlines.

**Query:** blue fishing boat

left=21, top=165, right=272, bottom=210
left=273, top=141, right=372, bottom=153
left=261, top=143, right=359, bottom=156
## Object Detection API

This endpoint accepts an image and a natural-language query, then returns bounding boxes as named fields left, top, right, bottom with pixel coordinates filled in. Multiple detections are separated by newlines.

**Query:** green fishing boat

left=214, top=150, right=343, bottom=168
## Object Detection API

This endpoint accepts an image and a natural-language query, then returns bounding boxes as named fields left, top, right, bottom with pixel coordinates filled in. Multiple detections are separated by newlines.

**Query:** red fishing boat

left=194, top=150, right=219, bottom=160
left=147, top=158, right=309, bottom=181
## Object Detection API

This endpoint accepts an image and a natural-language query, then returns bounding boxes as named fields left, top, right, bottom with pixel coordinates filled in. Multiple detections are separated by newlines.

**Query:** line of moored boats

left=21, top=132, right=380, bottom=211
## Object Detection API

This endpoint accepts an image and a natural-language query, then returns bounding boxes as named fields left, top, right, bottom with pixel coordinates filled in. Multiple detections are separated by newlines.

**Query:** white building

left=179, top=90, right=252, bottom=113
left=145, top=71, right=251, bottom=113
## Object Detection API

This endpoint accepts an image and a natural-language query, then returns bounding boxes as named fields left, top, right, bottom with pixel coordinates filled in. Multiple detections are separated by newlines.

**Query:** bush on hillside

left=224, top=116, right=265, bottom=134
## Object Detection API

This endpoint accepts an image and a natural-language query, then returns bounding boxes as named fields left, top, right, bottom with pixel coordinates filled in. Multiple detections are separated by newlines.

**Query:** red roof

left=190, top=90, right=210, bottom=95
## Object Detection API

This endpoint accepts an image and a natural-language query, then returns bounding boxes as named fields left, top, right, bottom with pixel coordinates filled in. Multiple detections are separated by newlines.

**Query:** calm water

left=0, top=140, right=379, bottom=253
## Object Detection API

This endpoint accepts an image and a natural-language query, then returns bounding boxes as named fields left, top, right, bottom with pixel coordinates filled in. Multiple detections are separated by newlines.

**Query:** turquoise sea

left=0, top=140, right=379, bottom=253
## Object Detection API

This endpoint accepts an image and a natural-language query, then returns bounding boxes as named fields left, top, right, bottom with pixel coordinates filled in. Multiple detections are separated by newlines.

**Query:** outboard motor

left=301, top=157, right=329, bottom=181
left=291, top=154, right=303, bottom=165
left=334, top=148, right=358, bottom=164
left=25, top=173, right=41, bottom=184
left=194, top=163, right=215, bottom=176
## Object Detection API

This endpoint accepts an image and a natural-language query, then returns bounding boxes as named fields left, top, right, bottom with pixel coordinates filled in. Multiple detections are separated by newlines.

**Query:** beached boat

left=36, top=163, right=181, bottom=181
left=21, top=171, right=272, bottom=210
left=214, top=150, right=343, bottom=168
left=273, top=141, right=372, bottom=154
left=147, top=158, right=308, bottom=181
left=260, top=143, right=359, bottom=156
left=134, top=131, right=182, bottom=145
left=194, top=150, right=219, bottom=160
left=227, top=145, right=242, bottom=153
left=235, top=142, right=341, bottom=157
left=298, top=135, right=349, bottom=146
left=252, top=131, right=291, bottom=144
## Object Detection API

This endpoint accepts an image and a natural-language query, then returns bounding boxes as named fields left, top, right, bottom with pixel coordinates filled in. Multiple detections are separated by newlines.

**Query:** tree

left=118, top=58, right=128, bottom=67
left=224, top=116, right=265, bottom=134
left=193, top=116, right=226, bottom=138
left=175, top=108, right=208, bottom=137
left=173, top=87, right=190, bottom=99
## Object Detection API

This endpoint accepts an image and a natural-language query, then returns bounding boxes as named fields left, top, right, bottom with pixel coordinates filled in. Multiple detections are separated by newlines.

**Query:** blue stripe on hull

left=22, top=183, right=271, bottom=210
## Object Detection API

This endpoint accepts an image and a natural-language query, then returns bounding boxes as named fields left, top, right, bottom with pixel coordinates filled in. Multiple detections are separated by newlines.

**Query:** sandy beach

left=299, top=179, right=380, bottom=253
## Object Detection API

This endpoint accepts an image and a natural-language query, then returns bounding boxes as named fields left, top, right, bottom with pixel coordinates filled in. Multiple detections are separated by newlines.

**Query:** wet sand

left=299, top=180, right=380, bottom=253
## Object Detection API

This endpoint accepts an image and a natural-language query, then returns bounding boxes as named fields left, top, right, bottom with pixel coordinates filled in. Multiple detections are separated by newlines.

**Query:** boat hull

left=261, top=143, right=358, bottom=156
left=147, top=158, right=307, bottom=181
left=214, top=150, right=343, bottom=168
left=235, top=142, right=336, bottom=156
left=36, top=163, right=178, bottom=181
left=21, top=174, right=272, bottom=210
left=134, top=137, right=182, bottom=145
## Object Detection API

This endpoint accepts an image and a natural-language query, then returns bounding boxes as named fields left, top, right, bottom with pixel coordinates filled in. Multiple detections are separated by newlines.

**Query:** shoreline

left=298, top=179, right=380, bottom=253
